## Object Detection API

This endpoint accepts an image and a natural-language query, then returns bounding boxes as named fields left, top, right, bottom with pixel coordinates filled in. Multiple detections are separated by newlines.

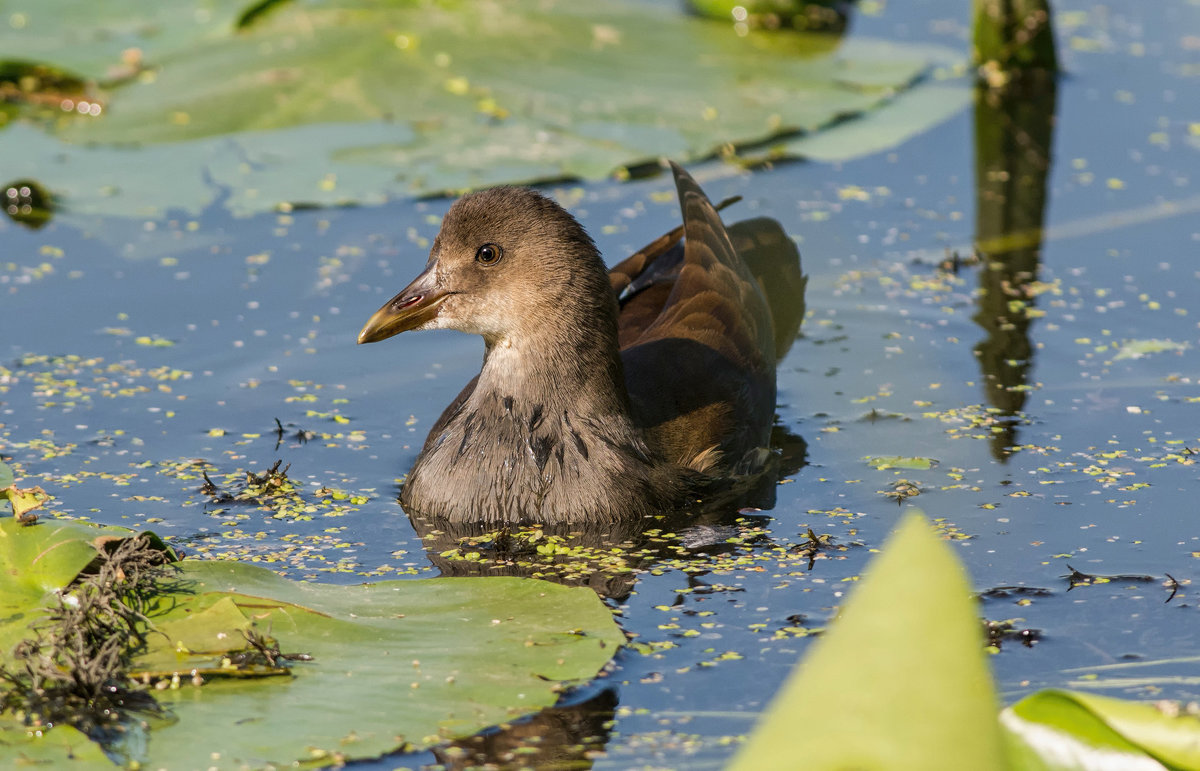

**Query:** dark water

left=2, top=0, right=1199, bottom=768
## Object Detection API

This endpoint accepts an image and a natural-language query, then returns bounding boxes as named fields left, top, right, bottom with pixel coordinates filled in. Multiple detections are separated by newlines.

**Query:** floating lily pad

left=0, top=723, right=111, bottom=765
left=773, top=84, right=972, bottom=163
left=0, top=0, right=965, bottom=217
left=1112, top=338, right=1189, bottom=361
left=0, top=0, right=250, bottom=81
left=0, top=518, right=624, bottom=768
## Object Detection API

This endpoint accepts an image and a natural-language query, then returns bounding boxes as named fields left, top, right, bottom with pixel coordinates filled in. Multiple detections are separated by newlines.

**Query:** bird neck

left=476, top=297, right=633, bottom=421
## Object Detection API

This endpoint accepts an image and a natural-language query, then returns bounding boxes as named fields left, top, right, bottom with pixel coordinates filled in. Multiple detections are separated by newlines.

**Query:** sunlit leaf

left=1004, top=689, right=1200, bottom=770
left=0, top=0, right=965, bottom=216
left=729, top=512, right=1006, bottom=771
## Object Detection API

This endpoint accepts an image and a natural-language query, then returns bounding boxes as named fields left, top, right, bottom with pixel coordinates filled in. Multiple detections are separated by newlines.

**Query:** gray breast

left=400, top=391, right=669, bottom=524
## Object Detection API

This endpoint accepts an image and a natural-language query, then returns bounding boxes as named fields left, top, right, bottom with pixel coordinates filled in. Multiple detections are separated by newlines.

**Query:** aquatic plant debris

left=0, top=529, right=173, bottom=756
left=0, top=461, right=48, bottom=522
left=1112, top=339, right=1189, bottom=361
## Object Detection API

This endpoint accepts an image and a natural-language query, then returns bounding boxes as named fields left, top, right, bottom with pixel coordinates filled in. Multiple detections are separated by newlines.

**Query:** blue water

left=2, top=0, right=1199, bottom=767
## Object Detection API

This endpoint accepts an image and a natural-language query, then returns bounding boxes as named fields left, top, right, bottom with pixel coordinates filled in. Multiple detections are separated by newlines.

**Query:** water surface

left=2, top=0, right=1199, bottom=767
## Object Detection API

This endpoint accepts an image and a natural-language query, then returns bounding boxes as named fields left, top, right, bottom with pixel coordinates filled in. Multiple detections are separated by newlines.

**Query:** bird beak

left=357, top=262, right=448, bottom=344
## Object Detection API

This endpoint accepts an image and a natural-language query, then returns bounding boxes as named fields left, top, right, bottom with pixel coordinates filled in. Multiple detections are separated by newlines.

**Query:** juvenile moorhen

left=358, top=163, right=801, bottom=524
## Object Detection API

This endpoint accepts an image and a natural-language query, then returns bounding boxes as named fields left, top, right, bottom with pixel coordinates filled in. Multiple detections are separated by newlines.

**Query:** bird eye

left=475, top=243, right=503, bottom=265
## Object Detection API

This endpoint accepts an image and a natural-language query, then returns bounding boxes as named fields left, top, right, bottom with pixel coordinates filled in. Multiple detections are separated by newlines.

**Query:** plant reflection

left=971, top=71, right=1058, bottom=459
left=430, top=688, right=618, bottom=770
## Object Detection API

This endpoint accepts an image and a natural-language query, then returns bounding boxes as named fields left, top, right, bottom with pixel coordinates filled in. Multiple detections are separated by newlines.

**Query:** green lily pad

left=0, top=0, right=250, bottom=80
left=0, top=0, right=965, bottom=217
left=771, top=84, right=972, bottom=163
left=0, top=723, right=112, bottom=765
left=729, top=512, right=1006, bottom=771
left=0, top=518, right=625, bottom=768
left=139, top=563, right=623, bottom=767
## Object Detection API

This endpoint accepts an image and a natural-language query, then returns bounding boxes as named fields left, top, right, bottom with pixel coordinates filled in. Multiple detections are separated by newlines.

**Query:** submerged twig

left=274, top=418, right=313, bottom=450
left=792, top=528, right=833, bottom=571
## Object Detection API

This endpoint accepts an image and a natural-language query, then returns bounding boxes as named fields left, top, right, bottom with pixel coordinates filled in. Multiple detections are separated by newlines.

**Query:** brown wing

left=608, top=193, right=741, bottom=297
left=609, top=225, right=684, bottom=297
left=636, top=164, right=774, bottom=365
left=725, top=218, right=807, bottom=361
left=613, top=243, right=683, bottom=349
left=617, top=163, right=779, bottom=472
left=612, top=174, right=805, bottom=364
